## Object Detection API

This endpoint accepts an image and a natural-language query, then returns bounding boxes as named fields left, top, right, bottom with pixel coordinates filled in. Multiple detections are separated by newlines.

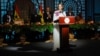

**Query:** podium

left=57, top=16, right=75, bottom=52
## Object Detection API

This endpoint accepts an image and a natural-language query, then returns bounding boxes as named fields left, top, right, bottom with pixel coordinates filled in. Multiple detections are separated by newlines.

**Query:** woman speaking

left=52, top=3, right=66, bottom=51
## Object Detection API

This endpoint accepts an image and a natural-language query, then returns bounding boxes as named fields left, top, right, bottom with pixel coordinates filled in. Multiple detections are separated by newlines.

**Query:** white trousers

left=52, top=23, right=60, bottom=51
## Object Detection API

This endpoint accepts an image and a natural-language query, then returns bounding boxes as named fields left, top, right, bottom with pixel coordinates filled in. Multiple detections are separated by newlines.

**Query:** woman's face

left=46, top=7, right=50, bottom=12
left=58, top=4, right=63, bottom=10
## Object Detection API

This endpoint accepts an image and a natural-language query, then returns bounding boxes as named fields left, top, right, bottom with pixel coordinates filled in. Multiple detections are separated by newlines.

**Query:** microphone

left=59, top=11, right=63, bottom=13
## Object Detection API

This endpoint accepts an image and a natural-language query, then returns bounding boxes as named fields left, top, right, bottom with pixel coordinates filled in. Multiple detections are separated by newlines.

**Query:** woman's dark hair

left=57, top=3, right=64, bottom=10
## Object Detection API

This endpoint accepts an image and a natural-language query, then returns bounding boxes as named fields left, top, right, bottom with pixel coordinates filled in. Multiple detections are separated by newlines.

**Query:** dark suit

left=43, top=12, right=53, bottom=23
left=30, top=14, right=42, bottom=23
left=66, top=12, right=74, bottom=16
left=3, top=14, right=13, bottom=24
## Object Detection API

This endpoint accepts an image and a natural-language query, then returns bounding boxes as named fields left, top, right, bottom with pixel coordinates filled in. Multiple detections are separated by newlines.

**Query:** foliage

left=30, top=23, right=53, bottom=33
left=69, top=24, right=86, bottom=29
left=0, top=23, right=99, bottom=33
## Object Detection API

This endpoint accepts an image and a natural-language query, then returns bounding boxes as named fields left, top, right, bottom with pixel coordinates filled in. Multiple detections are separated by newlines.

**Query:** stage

left=0, top=39, right=100, bottom=56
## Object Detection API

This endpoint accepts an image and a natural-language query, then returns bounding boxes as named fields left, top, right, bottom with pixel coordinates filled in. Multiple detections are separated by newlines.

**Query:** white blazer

left=53, top=10, right=66, bottom=22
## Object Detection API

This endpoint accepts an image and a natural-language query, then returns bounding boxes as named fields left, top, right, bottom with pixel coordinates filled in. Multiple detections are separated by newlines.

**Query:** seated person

left=3, top=11, right=13, bottom=25
left=91, top=33, right=100, bottom=40
left=66, top=7, right=74, bottom=16
left=75, top=12, right=85, bottom=24
left=86, top=17, right=94, bottom=25
left=0, top=36, right=8, bottom=47
left=30, top=13, right=42, bottom=25
left=16, top=35, right=30, bottom=46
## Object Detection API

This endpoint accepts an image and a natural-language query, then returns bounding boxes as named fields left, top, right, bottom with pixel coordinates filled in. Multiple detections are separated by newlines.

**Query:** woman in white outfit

left=52, top=3, right=66, bottom=51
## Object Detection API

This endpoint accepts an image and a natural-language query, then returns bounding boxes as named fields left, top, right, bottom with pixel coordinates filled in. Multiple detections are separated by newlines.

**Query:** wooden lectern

left=57, top=16, right=75, bottom=52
